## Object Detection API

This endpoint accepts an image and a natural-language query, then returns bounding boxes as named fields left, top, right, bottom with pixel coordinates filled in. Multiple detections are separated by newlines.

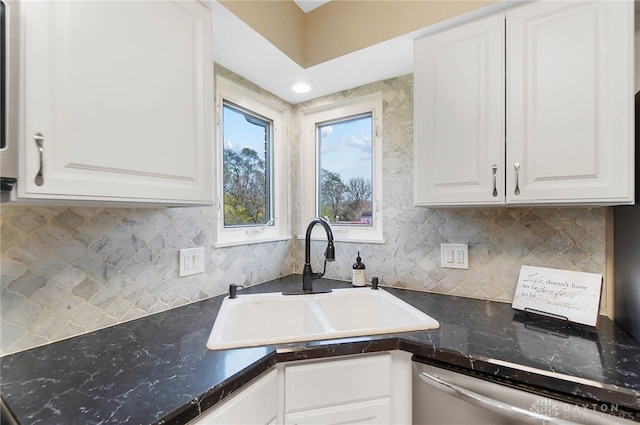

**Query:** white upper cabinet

left=506, top=1, right=633, bottom=205
left=414, top=14, right=505, bottom=206
left=414, top=0, right=634, bottom=207
left=17, top=0, right=214, bottom=205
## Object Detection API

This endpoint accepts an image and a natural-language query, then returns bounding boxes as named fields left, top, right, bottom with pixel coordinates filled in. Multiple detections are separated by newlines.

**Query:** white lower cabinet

left=280, top=351, right=411, bottom=425
left=191, top=351, right=412, bottom=425
left=189, top=369, right=278, bottom=425
left=284, top=398, right=391, bottom=424
left=283, top=354, right=391, bottom=425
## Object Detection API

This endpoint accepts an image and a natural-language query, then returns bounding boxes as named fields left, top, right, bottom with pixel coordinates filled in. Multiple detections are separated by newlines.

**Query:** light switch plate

left=441, top=244, right=468, bottom=269
left=179, top=247, right=205, bottom=277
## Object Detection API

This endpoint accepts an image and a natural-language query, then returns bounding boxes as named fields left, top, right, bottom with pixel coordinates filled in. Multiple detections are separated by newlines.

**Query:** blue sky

left=223, top=105, right=372, bottom=184
left=222, top=105, right=268, bottom=162
left=318, top=115, right=372, bottom=182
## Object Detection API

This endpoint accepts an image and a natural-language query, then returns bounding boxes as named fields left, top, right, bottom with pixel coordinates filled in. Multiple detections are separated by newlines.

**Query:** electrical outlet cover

left=179, top=247, right=205, bottom=277
left=440, top=244, right=468, bottom=269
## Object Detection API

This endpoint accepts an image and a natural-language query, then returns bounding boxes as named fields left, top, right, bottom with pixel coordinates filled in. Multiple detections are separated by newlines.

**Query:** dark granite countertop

left=1, top=275, right=639, bottom=424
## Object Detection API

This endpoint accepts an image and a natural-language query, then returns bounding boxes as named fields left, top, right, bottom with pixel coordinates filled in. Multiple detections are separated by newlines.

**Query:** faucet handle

left=371, top=276, right=379, bottom=290
left=229, top=284, right=245, bottom=299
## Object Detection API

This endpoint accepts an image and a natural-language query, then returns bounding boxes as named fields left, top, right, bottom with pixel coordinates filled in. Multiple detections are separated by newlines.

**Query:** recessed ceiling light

left=288, top=81, right=312, bottom=94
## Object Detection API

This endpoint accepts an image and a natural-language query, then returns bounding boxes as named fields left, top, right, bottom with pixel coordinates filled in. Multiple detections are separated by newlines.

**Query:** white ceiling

left=204, top=0, right=517, bottom=105
left=293, top=0, right=332, bottom=13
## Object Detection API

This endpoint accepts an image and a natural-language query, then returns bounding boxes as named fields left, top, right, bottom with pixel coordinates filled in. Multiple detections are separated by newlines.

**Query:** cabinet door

left=19, top=1, right=214, bottom=205
left=506, top=0, right=633, bottom=205
left=414, top=14, right=505, bottom=207
left=284, top=353, right=391, bottom=412
left=189, top=369, right=277, bottom=425
left=285, top=397, right=391, bottom=425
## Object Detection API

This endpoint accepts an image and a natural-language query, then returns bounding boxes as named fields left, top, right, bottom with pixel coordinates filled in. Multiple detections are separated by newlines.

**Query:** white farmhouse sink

left=206, top=288, right=440, bottom=350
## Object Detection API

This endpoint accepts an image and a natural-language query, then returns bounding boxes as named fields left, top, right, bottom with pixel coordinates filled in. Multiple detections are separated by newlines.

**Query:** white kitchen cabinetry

left=505, top=1, right=633, bottom=205
left=17, top=0, right=214, bottom=205
left=188, top=369, right=278, bottom=425
left=281, top=351, right=412, bottom=425
left=285, top=398, right=390, bottom=424
left=414, top=14, right=505, bottom=206
left=414, top=0, right=634, bottom=207
left=192, top=351, right=411, bottom=425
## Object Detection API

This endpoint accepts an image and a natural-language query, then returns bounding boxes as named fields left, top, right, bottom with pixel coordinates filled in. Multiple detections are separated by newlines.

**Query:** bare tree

left=320, top=169, right=347, bottom=221
left=347, top=177, right=372, bottom=219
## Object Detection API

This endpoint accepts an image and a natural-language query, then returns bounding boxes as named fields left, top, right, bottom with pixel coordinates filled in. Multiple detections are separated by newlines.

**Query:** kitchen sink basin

left=206, top=288, right=440, bottom=350
left=315, top=289, right=438, bottom=331
left=207, top=294, right=328, bottom=348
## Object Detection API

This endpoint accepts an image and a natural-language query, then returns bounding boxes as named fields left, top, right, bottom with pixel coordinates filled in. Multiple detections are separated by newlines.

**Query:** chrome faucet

left=284, top=217, right=335, bottom=295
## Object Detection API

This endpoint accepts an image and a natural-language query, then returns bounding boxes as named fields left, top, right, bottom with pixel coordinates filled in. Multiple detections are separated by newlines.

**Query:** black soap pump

left=352, top=252, right=366, bottom=287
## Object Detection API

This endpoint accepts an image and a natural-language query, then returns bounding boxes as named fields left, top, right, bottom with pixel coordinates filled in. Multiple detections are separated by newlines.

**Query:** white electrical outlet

left=441, top=244, right=469, bottom=269
left=179, top=247, right=205, bottom=277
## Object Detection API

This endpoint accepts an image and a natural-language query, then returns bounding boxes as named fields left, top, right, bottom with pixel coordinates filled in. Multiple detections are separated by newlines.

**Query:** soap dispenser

left=352, top=252, right=366, bottom=287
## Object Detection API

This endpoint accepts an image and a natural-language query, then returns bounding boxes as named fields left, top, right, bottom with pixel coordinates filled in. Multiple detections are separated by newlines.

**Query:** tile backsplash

left=1, top=206, right=294, bottom=354
left=0, top=68, right=607, bottom=355
left=300, top=207, right=606, bottom=298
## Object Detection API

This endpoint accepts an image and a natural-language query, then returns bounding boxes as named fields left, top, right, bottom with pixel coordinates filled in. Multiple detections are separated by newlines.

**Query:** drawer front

left=285, top=354, right=391, bottom=412
left=284, top=397, right=391, bottom=425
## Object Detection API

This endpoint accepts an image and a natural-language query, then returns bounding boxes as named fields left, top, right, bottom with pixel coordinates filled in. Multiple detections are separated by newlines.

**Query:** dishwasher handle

left=418, top=372, right=574, bottom=425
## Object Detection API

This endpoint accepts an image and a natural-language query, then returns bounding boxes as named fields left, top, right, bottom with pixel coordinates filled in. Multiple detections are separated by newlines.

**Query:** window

left=222, top=102, right=271, bottom=227
left=318, top=114, right=373, bottom=226
left=214, top=77, right=289, bottom=247
left=300, top=93, right=384, bottom=243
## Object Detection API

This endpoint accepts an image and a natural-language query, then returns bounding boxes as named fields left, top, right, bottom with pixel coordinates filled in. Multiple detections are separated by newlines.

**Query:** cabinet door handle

left=34, top=132, right=45, bottom=186
left=513, top=162, right=521, bottom=196
left=418, top=372, right=572, bottom=424
left=492, top=165, right=498, bottom=197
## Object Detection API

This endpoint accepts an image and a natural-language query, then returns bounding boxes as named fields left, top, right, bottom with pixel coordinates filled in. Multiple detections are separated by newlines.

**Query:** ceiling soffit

left=219, top=0, right=497, bottom=69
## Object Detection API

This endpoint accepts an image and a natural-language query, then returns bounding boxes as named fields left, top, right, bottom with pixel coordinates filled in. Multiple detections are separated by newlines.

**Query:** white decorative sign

left=512, top=265, right=603, bottom=327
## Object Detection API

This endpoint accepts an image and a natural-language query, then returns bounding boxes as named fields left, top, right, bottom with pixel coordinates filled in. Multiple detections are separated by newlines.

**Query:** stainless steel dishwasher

left=413, top=360, right=636, bottom=425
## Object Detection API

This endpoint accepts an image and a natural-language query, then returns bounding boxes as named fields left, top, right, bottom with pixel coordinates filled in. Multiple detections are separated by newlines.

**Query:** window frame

left=300, top=92, right=384, bottom=243
left=214, top=77, right=290, bottom=247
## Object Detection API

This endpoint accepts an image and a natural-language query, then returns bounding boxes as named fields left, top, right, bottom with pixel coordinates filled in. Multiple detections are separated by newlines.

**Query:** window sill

left=213, top=235, right=292, bottom=248
left=296, top=234, right=386, bottom=245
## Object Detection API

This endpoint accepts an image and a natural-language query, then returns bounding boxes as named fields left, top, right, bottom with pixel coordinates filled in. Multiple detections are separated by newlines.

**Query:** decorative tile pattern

left=1, top=206, right=294, bottom=355
left=0, top=69, right=607, bottom=355
left=300, top=208, right=606, bottom=300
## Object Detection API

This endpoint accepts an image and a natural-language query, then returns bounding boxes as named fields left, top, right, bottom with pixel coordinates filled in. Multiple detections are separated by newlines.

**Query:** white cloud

left=320, top=126, right=333, bottom=137
left=346, top=135, right=372, bottom=153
